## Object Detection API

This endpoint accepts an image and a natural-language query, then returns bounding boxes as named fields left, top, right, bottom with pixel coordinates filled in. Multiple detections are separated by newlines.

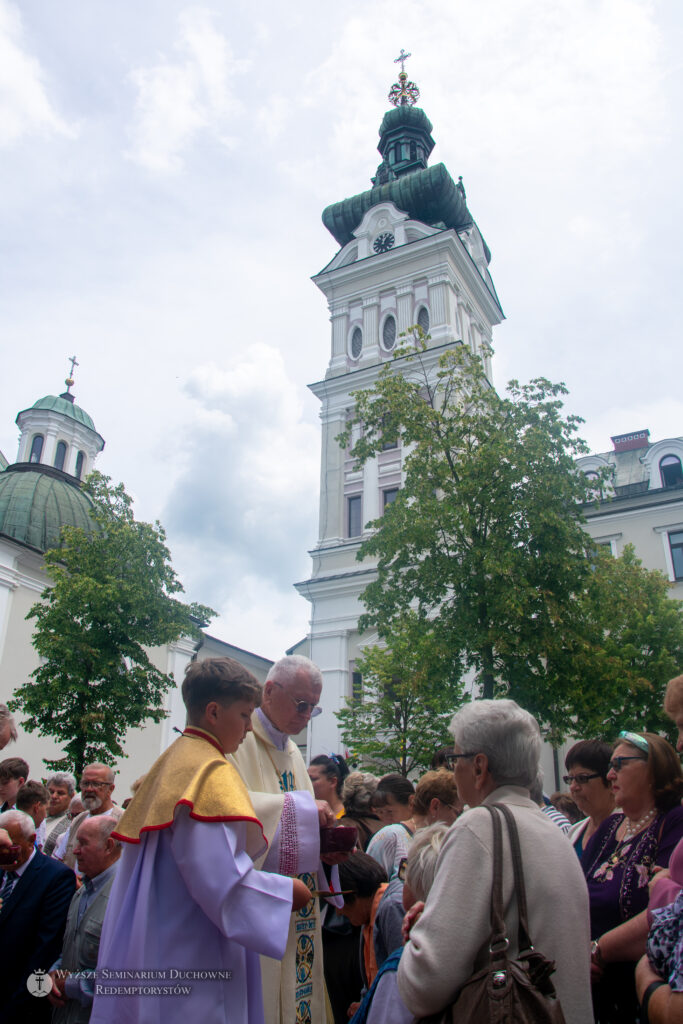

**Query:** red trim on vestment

left=182, top=727, right=226, bottom=756
left=112, top=800, right=267, bottom=847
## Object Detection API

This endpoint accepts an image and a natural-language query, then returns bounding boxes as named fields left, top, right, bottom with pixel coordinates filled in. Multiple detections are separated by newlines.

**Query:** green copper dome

left=0, top=466, right=97, bottom=552
left=322, top=162, right=473, bottom=248
left=378, top=104, right=433, bottom=137
left=322, top=101, right=477, bottom=248
left=27, top=395, right=97, bottom=433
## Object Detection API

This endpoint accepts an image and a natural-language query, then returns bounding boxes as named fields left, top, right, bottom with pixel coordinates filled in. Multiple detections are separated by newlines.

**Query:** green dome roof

left=0, top=466, right=97, bottom=552
left=322, top=163, right=473, bottom=248
left=378, top=104, right=434, bottom=138
left=30, top=395, right=97, bottom=432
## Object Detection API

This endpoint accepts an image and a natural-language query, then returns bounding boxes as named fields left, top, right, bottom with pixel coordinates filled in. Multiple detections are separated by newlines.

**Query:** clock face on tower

left=373, top=232, right=395, bottom=254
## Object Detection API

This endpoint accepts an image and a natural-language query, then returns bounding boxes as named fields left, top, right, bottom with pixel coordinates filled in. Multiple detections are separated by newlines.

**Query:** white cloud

left=160, top=341, right=319, bottom=660
left=0, top=0, right=75, bottom=147
left=126, top=7, right=249, bottom=173
left=163, top=343, right=319, bottom=600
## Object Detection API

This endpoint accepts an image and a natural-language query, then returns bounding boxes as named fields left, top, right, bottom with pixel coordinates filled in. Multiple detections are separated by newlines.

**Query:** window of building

left=348, top=495, right=362, bottom=538
left=54, top=441, right=67, bottom=472
left=381, top=413, right=398, bottom=451
left=351, top=671, right=362, bottom=702
left=417, top=306, right=430, bottom=336
left=75, top=450, right=85, bottom=480
left=29, top=434, right=44, bottom=463
left=350, top=326, right=363, bottom=360
left=383, top=488, right=399, bottom=509
left=382, top=314, right=397, bottom=351
left=583, top=470, right=602, bottom=499
left=660, top=455, right=683, bottom=488
left=670, top=531, right=683, bottom=580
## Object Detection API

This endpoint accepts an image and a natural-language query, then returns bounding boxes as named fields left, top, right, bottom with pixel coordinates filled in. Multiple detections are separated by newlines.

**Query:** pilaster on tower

left=296, top=57, right=504, bottom=757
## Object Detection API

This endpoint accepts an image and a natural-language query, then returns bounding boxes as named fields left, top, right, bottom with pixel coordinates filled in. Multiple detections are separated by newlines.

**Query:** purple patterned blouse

left=583, top=805, right=683, bottom=939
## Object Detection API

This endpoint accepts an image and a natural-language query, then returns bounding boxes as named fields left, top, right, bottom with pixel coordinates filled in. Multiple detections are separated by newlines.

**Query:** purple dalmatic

left=89, top=807, right=293, bottom=1024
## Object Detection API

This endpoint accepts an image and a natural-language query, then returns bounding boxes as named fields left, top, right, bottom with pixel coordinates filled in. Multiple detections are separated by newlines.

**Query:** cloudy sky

left=1, top=0, right=681, bottom=660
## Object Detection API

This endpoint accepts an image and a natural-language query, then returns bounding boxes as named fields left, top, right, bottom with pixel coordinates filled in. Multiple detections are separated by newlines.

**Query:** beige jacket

left=397, top=785, right=592, bottom=1024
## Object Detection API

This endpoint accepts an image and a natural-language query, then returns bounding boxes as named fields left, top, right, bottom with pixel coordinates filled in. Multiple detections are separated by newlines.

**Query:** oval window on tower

left=351, top=326, right=363, bottom=360
left=417, top=306, right=430, bottom=336
left=383, top=315, right=397, bottom=351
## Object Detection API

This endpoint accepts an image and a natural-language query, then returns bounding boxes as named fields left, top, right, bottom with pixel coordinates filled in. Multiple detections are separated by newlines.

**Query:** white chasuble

left=230, top=714, right=331, bottom=1024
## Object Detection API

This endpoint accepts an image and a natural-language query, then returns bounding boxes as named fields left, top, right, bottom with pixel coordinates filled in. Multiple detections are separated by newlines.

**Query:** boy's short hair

left=16, top=780, right=50, bottom=811
left=0, top=757, right=29, bottom=782
left=182, top=657, right=262, bottom=720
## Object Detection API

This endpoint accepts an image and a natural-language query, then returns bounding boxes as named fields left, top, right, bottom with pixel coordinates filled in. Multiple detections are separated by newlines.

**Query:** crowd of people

left=2, top=664, right=683, bottom=1024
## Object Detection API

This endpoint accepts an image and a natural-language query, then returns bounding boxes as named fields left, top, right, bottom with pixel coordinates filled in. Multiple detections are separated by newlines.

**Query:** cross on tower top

left=64, top=354, right=79, bottom=393
left=393, top=49, right=411, bottom=75
left=388, top=50, right=420, bottom=107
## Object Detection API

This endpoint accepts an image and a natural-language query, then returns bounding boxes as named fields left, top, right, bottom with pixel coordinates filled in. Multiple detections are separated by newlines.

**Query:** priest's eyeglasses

left=272, top=682, right=322, bottom=718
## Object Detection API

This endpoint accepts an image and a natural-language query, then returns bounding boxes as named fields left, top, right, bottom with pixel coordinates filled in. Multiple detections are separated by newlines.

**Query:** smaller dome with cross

left=12, top=360, right=105, bottom=483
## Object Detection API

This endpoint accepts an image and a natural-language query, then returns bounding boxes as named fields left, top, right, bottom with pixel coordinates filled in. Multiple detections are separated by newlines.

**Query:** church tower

left=0, top=360, right=105, bottom=553
left=296, top=56, right=504, bottom=755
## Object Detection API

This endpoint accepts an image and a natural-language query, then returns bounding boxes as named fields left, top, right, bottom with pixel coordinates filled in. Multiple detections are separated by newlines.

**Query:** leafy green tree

left=337, top=331, right=598, bottom=742
left=558, top=544, right=683, bottom=743
left=10, top=472, right=215, bottom=774
left=335, top=613, right=464, bottom=775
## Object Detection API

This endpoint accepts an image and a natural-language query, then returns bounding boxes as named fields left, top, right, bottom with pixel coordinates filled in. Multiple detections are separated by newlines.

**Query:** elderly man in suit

left=0, top=809, right=76, bottom=1023
left=48, top=816, right=121, bottom=1022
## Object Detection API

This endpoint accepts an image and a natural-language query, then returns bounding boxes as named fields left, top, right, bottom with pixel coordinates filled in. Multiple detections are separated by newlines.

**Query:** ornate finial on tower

left=63, top=355, right=79, bottom=402
left=388, top=49, right=420, bottom=107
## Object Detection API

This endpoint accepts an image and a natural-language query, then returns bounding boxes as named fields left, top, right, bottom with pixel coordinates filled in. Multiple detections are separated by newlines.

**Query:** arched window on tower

left=54, top=441, right=67, bottom=472
left=29, top=434, right=44, bottom=463
left=410, top=141, right=417, bottom=161
left=660, top=455, right=683, bottom=488
left=75, top=450, right=85, bottom=480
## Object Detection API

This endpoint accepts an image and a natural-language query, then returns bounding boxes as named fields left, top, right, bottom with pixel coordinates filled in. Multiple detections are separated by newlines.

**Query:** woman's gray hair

left=46, top=771, right=77, bottom=796
left=0, top=808, right=35, bottom=838
left=405, top=822, right=449, bottom=902
left=449, top=699, right=541, bottom=788
left=342, top=771, right=379, bottom=816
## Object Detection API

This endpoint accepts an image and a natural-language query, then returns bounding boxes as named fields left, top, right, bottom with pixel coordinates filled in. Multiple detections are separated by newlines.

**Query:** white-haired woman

left=397, top=699, right=593, bottom=1024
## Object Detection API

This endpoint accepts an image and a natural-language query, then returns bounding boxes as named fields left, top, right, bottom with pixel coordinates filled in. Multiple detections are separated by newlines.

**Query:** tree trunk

left=481, top=643, right=495, bottom=699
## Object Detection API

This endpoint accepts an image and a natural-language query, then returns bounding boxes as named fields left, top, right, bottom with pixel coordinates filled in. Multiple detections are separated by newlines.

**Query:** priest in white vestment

left=90, top=657, right=312, bottom=1024
left=230, top=655, right=344, bottom=1024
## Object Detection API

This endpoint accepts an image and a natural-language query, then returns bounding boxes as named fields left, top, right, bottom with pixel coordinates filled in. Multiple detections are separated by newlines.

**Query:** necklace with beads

left=622, top=807, right=656, bottom=842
